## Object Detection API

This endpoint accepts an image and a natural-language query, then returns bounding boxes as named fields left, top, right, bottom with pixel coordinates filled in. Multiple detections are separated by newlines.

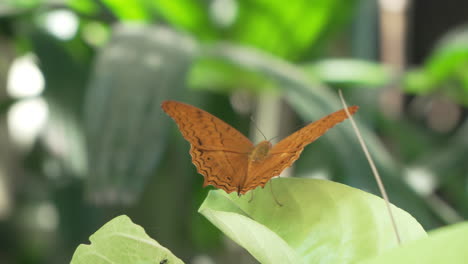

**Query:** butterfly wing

left=242, top=106, right=359, bottom=193
left=162, top=100, right=254, bottom=193
left=190, top=148, right=249, bottom=193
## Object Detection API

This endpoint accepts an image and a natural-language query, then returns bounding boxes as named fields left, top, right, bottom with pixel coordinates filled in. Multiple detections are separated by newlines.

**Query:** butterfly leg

left=269, top=180, right=283, bottom=207
left=248, top=191, right=254, bottom=203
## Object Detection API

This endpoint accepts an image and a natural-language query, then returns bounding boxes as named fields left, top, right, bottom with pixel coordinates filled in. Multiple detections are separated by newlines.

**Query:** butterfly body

left=161, top=100, right=358, bottom=196
left=249, top=141, right=272, bottom=162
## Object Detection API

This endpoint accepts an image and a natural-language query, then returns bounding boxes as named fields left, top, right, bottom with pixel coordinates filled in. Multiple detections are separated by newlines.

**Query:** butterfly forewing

left=162, top=101, right=254, bottom=152
left=244, top=106, right=359, bottom=191
left=271, top=106, right=358, bottom=153
left=162, top=100, right=253, bottom=193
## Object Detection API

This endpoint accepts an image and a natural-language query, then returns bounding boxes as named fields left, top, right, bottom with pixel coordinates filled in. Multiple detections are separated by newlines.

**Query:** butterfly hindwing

left=242, top=152, right=299, bottom=193
left=190, top=147, right=248, bottom=193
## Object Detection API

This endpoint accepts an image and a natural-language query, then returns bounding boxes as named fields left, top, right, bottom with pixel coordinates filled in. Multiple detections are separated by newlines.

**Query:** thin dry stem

left=338, top=90, right=402, bottom=245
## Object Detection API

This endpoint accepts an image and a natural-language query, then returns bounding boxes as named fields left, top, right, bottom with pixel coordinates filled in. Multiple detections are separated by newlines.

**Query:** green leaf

left=84, top=24, right=197, bottom=204
left=424, top=46, right=468, bottom=84
left=150, top=0, right=215, bottom=38
left=68, top=0, right=100, bottom=15
left=359, top=222, right=468, bottom=264
left=232, top=0, right=358, bottom=59
left=188, top=58, right=276, bottom=94
left=404, top=45, right=468, bottom=103
left=403, top=69, right=435, bottom=94
left=199, top=178, right=426, bottom=264
left=3, top=0, right=40, bottom=10
left=154, top=0, right=359, bottom=58
left=403, top=26, right=468, bottom=105
left=30, top=30, right=90, bottom=178
left=305, top=59, right=391, bottom=88
left=100, top=0, right=152, bottom=20
left=71, top=215, right=184, bottom=264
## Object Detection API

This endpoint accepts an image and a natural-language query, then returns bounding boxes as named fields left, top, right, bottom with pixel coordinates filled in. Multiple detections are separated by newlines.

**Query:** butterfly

left=162, top=100, right=358, bottom=195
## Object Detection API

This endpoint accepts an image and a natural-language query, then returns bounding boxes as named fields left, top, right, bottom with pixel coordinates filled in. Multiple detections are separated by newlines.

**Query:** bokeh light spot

left=44, top=9, right=79, bottom=40
left=7, top=97, right=49, bottom=149
left=7, top=54, right=45, bottom=98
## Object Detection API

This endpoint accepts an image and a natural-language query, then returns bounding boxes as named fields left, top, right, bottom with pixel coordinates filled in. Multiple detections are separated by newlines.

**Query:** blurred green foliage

left=404, top=26, right=468, bottom=105
left=0, top=0, right=467, bottom=263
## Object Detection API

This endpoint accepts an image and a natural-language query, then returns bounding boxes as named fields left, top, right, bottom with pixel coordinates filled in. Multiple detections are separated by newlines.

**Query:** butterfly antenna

left=250, top=115, right=267, bottom=140
left=338, top=89, right=401, bottom=245
left=269, top=179, right=283, bottom=207
left=267, top=135, right=281, bottom=143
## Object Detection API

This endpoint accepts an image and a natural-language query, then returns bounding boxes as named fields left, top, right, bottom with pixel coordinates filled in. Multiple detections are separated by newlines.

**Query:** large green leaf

left=84, top=24, right=197, bottom=204
left=30, top=30, right=90, bottom=178
left=199, top=178, right=426, bottom=264
left=360, top=222, right=468, bottom=264
left=71, top=215, right=184, bottom=264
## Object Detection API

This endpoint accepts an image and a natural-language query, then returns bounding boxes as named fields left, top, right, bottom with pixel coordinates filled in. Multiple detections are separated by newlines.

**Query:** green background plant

left=0, top=0, right=467, bottom=263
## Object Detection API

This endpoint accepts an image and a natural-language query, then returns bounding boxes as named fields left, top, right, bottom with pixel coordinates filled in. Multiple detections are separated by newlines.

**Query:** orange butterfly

left=162, top=100, right=358, bottom=195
